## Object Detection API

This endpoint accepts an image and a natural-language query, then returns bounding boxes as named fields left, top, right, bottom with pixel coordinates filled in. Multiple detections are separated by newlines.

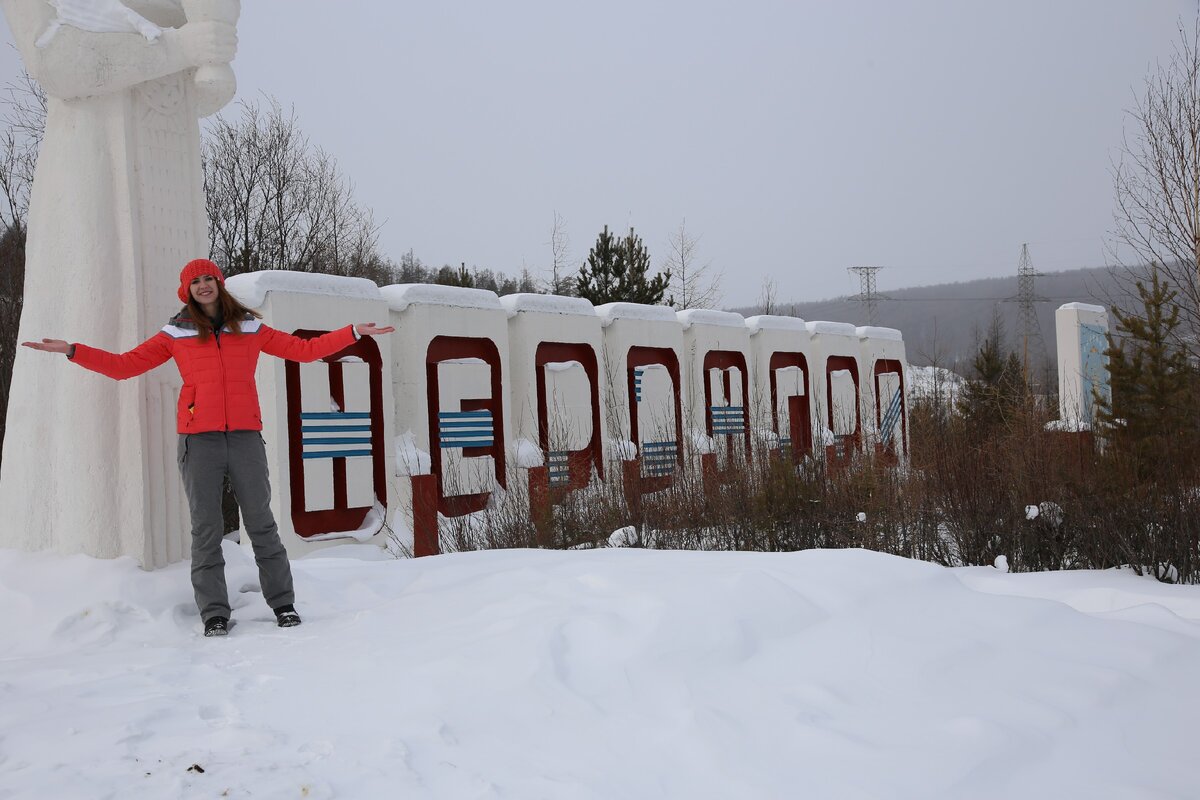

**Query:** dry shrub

left=909, top=389, right=1200, bottom=583
left=426, top=389, right=1200, bottom=584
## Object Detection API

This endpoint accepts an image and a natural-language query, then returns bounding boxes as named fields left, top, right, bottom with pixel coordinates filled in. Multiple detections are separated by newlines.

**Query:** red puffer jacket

left=71, top=312, right=357, bottom=434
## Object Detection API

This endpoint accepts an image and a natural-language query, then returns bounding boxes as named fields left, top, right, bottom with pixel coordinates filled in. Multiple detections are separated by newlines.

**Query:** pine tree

left=576, top=225, right=618, bottom=302
left=576, top=225, right=671, bottom=305
left=957, top=315, right=1026, bottom=431
left=1096, top=268, right=1199, bottom=475
left=435, top=263, right=474, bottom=288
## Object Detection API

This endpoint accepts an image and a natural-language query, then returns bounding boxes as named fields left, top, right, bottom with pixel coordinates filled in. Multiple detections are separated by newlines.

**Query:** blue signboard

left=1079, top=323, right=1110, bottom=420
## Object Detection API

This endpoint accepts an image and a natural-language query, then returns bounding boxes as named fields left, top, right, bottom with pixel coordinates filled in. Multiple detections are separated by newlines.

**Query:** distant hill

left=732, top=266, right=1130, bottom=373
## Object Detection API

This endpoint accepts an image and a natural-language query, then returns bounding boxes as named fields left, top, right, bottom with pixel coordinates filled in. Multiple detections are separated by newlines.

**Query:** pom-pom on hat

left=178, top=258, right=225, bottom=304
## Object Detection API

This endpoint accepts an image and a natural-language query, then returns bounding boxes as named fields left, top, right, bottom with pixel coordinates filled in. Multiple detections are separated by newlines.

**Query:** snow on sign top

left=544, top=360, right=584, bottom=372
left=1058, top=302, right=1106, bottom=314
left=676, top=309, right=746, bottom=330
left=594, top=302, right=679, bottom=327
left=380, top=284, right=503, bottom=313
left=225, top=271, right=382, bottom=309
left=856, top=326, right=903, bottom=342
left=806, top=321, right=857, bottom=338
left=498, top=293, right=597, bottom=319
left=745, top=314, right=808, bottom=334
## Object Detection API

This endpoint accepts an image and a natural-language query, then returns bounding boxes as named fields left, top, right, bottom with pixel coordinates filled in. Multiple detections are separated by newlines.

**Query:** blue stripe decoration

left=634, top=368, right=644, bottom=403
left=641, top=439, right=678, bottom=477
left=303, top=449, right=372, bottom=460
left=440, top=438, right=495, bottom=448
left=548, top=450, right=570, bottom=486
left=299, top=411, right=375, bottom=459
left=710, top=405, right=746, bottom=435
left=439, top=410, right=495, bottom=450
left=880, top=388, right=903, bottom=445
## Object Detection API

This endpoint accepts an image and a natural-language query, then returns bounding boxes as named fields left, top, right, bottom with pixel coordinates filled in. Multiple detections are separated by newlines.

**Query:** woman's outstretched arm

left=25, top=333, right=173, bottom=380
left=259, top=323, right=395, bottom=363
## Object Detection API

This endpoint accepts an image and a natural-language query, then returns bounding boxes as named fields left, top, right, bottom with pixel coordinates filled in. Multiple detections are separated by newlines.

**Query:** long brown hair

left=185, top=281, right=262, bottom=342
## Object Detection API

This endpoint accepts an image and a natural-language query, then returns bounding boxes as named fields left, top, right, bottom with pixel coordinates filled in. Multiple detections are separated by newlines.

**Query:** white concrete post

left=1055, top=303, right=1110, bottom=429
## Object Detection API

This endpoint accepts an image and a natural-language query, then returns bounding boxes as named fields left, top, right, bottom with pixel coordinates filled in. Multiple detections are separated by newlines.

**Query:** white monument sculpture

left=0, top=0, right=240, bottom=566
left=1054, top=302, right=1110, bottom=430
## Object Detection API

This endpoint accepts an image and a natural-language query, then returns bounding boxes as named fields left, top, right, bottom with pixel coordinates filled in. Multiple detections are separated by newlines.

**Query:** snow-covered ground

left=2, top=543, right=1199, bottom=799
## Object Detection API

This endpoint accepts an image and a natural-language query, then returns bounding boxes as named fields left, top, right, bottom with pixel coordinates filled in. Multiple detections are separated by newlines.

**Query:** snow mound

left=1046, top=418, right=1093, bottom=433
left=855, top=325, right=903, bottom=342
left=513, top=438, right=544, bottom=469
left=393, top=431, right=431, bottom=476
left=302, top=501, right=386, bottom=543
left=498, top=293, right=596, bottom=318
left=745, top=314, right=807, bottom=333
left=608, top=526, right=639, bottom=547
left=806, top=321, right=857, bottom=337
left=906, top=365, right=964, bottom=402
left=594, top=302, right=678, bottom=327
left=225, top=270, right=382, bottom=308
left=608, top=439, right=638, bottom=461
left=689, top=429, right=716, bottom=455
left=676, top=309, right=745, bottom=330
left=380, top=283, right=503, bottom=312
left=2, top=547, right=1200, bottom=798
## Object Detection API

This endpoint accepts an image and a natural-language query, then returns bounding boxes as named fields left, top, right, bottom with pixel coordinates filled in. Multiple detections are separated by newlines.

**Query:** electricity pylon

left=848, top=266, right=886, bottom=326
left=1008, top=243, right=1046, bottom=383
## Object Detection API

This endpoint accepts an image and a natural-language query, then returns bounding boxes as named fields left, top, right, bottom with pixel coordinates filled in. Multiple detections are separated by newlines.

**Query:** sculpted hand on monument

left=354, top=323, right=396, bottom=337
left=22, top=338, right=71, bottom=355
left=165, top=21, right=238, bottom=68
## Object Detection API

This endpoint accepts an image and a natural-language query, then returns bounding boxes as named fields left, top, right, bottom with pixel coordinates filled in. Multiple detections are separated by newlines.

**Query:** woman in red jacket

left=24, top=259, right=395, bottom=637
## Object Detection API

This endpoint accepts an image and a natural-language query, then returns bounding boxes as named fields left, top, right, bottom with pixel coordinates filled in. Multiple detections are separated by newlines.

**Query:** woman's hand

left=354, top=323, right=395, bottom=337
left=22, top=338, right=72, bottom=355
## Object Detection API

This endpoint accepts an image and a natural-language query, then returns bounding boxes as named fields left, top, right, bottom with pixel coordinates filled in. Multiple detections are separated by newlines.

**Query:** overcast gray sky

left=1, top=1, right=1193, bottom=306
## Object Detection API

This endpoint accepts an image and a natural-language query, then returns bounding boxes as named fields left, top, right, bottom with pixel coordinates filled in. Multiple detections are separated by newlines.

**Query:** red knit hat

left=178, top=258, right=225, bottom=304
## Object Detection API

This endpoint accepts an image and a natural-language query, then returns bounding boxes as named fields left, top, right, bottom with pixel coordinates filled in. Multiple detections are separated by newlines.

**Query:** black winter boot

left=204, top=616, right=229, bottom=637
left=274, top=604, right=302, bottom=628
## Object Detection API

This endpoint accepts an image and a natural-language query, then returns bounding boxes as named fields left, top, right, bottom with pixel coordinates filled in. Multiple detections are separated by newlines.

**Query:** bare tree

left=0, top=71, right=43, bottom=467
left=664, top=218, right=721, bottom=309
left=757, top=276, right=778, bottom=316
left=546, top=210, right=574, bottom=295
left=202, top=97, right=383, bottom=281
left=1112, top=18, right=1200, bottom=346
left=0, top=71, right=43, bottom=231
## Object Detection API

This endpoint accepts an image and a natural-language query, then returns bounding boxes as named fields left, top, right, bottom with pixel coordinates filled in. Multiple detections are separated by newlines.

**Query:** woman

left=24, top=259, right=395, bottom=637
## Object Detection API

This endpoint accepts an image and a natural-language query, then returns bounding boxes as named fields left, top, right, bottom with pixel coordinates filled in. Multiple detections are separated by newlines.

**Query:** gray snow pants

left=178, top=431, right=295, bottom=623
